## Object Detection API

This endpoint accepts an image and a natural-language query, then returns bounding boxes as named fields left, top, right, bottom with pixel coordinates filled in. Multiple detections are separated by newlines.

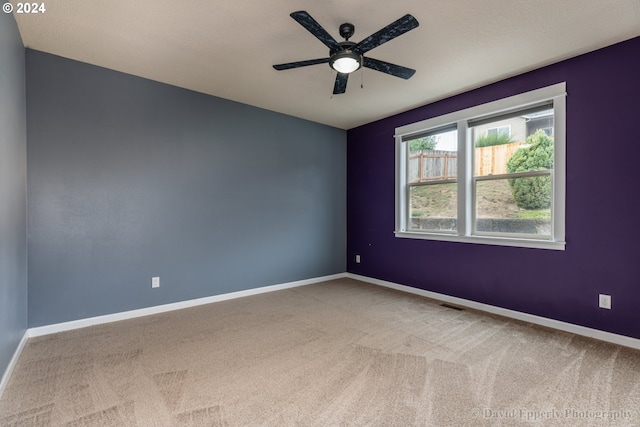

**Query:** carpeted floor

left=1, top=278, right=639, bottom=426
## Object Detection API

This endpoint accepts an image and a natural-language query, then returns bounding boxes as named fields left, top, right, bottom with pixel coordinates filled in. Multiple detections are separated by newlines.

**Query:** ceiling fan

left=273, top=11, right=420, bottom=95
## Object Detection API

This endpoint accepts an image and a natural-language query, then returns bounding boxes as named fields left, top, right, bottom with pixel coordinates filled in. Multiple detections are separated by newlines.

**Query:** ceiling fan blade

left=273, top=58, right=330, bottom=71
left=354, top=14, right=419, bottom=54
left=363, top=57, right=416, bottom=79
left=290, top=11, right=341, bottom=51
left=333, top=73, right=349, bottom=94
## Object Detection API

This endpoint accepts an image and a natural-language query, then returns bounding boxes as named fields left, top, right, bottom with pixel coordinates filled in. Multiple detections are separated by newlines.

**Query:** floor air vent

left=440, top=303, right=464, bottom=311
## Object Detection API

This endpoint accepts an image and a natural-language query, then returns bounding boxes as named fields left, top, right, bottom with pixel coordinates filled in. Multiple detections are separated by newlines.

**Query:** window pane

left=475, top=177, right=551, bottom=236
left=407, top=128, right=458, bottom=232
left=409, top=183, right=457, bottom=232
left=473, top=107, right=554, bottom=238
left=407, top=129, right=458, bottom=183
left=474, top=108, right=554, bottom=178
left=487, top=126, right=509, bottom=137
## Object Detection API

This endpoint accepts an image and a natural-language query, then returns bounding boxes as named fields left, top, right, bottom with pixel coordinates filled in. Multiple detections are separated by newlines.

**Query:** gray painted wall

left=27, top=50, right=346, bottom=327
left=0, top=15, right=27, bottom=373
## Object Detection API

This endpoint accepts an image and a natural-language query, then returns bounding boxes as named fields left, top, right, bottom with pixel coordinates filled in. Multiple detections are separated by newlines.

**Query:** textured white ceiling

left=11, top=0, right=640, bottom=129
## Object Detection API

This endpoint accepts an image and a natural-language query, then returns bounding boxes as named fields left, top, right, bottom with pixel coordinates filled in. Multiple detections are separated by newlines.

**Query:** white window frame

left=395, top=83, right=566, bottom=250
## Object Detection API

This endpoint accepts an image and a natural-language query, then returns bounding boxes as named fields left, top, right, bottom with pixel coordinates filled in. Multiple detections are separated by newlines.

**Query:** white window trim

left=395, top=83, right=566, bottom=250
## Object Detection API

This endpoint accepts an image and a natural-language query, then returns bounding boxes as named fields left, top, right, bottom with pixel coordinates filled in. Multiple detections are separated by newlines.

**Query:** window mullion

left=456, top=120, right=471, bottom=236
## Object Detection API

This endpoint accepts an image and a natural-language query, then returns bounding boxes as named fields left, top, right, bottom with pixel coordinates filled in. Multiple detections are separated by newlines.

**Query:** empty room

left=1, top=1, right=640, bottom=425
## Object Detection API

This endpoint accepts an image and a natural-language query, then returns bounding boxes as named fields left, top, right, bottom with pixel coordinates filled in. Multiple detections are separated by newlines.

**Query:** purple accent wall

left=347, top=36, right=640, bottom=339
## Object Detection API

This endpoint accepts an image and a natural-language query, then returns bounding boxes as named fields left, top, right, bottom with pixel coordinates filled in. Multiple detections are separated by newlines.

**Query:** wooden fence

left=409, top=150, right=457, bottom=183
left=409, top=142, right=526, bottom=183
left=475, top=141, right=525, bottom=176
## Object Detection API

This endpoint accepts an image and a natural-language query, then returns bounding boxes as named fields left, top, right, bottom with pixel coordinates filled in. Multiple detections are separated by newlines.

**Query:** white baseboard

left=29, top=273, right=348, bottom=338
left=10, top=270, right=636, bottom=398
left=0, top=331, right=29, bottom=400
left=348, top=273, right=640, bottom=350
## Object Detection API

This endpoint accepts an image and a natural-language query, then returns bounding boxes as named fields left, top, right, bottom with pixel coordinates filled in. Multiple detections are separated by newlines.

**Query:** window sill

left=394, top=230, right=566, bottom=251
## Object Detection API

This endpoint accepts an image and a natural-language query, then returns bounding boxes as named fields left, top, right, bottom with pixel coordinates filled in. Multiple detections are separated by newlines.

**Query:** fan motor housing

left=330, top=41, right=357, bottom=56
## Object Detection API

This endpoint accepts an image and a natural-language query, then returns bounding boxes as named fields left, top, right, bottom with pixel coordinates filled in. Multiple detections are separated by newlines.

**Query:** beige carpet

left=1, top=278, right=639, bottom=426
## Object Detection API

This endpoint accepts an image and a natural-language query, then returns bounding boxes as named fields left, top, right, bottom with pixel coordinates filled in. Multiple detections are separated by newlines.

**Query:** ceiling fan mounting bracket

left=339, top=23, right=355, bottom=41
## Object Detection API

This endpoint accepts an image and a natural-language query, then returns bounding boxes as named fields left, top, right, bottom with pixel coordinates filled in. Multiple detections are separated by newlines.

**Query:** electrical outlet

left=355, top=254, right=361, bottom=263
left=599, top=294, right=611, bottom=309
left=152, top=276, right=160, bottom=288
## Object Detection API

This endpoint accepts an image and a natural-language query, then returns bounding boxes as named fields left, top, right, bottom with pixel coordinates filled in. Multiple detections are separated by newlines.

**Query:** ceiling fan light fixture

left=330, top=50, right=362, bottom=74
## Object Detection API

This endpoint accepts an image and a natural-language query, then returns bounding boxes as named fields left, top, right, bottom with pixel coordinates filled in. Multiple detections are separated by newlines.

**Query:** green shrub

left=475, top=132, right=513, bottom=147
left=409, top=135, right=437, bottom=151
left=506, top=130, right=554, bottom=210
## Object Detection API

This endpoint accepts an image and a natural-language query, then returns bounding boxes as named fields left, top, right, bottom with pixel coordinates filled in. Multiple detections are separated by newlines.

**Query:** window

left=395, top=83, right=566, bottom=250
left=486, top=125, right=510, bottom=137
left=525, top=112, right=554, bottom=137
